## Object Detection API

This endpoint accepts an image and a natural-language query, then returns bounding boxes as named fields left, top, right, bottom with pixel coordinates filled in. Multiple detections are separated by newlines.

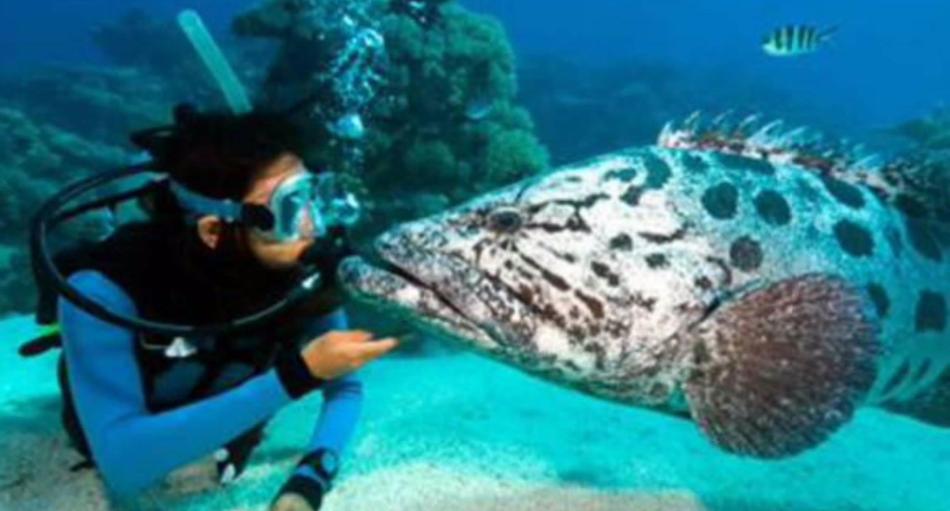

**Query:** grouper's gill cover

left=341, top=114, right=950, bottom=459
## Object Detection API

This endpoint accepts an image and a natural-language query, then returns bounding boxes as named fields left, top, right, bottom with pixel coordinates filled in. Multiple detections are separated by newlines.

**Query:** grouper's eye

left=486, top=208, right=523, bottom=234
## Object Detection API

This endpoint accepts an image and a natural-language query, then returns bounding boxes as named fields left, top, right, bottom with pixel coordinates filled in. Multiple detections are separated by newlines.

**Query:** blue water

left=2, top=1, right=947, bottom=126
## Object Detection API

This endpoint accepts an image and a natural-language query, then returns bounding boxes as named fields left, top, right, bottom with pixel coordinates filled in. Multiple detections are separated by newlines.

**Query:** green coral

left=242, top=0, right=549, bottom=235
left=358, top=3, right=547, bottom=228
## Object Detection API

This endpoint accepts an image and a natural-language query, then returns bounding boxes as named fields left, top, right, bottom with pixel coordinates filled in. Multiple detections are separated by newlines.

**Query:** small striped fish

left=762, top=25, right=836, bottom=57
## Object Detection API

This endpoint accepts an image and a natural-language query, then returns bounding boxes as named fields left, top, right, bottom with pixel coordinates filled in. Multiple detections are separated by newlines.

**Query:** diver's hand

left=302, top=330, right=398, bottom=380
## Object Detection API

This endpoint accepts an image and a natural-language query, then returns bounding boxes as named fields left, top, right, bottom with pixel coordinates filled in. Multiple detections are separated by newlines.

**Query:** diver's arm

left=301, top=310, right=365, bottom=456
left=59, top=270, right=319, bottom=495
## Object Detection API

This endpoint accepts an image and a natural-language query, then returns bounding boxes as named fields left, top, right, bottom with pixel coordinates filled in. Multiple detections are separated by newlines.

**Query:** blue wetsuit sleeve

left=60, top=270, right=294, bottom=495
left=304, top=310, right=364, bottom=456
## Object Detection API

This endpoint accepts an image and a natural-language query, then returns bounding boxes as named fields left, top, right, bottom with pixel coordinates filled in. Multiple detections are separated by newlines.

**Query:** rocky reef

left=891, top=106, right=950, bottom=151
left=0, top=107, right=130, bottom=313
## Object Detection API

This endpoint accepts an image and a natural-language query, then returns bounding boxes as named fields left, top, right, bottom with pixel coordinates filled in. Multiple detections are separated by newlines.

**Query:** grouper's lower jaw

left=338, top=256, right=499, bottom=349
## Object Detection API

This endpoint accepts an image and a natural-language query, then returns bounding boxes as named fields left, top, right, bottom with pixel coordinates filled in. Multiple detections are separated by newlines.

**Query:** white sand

left=1, top=315, right=948, bottom=511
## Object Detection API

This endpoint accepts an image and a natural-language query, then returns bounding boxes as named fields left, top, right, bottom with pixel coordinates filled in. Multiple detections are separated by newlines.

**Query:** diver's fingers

left=324, top=330, right=374, bottom=344
left=355, top=338, right=399, bottom=361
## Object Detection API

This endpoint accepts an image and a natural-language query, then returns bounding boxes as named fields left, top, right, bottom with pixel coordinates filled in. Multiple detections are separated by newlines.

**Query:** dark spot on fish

left=632, top=293, right=657, bottom=312
left=645, top=253, right=669, bottom=269
left=564, top=176, right=583, bottom=183
left=591, top=261, right=620, bottom=286
left=833, top=220, right=874, bottom=258
left=906, top=218, right=943, bottom=262
left=692, top=340, right=711, bottom=367
left=915, top=291, right=947, bottom=332
left=519, top=254, right=571, bottom=291
left=620, top=185, right=645, bottom=207
left=701, top=182, right=739, bottom=220
left=639, top=224, right=690, bottom=244
left=575, top=289, right=605, bottom=319
left=567, top=325, right=586, bottom=342
left=609, top=234, right=633, bottom=251
left=867, top=185, right=890, bottom=204
left=716, top=153, right=775, bottom=176
left=705, top=256, right=734, bottom=287
left=821, top=176, right=865, bottom=209
left=729, top=236, right=763, bottom=272
left=516, top=285, right=536, bottom=307
left=895, top=194, right=928, bottom=219
left=604, top=167, right=638, bottom=183
left=867, top=284, right=890, bottom=318
left=644, top=152, right=672, bottom=189
left=796, top=179, right=821, bottom=203
left=912, top=360, right=933, bottom=385
left=680, top=153, right=708, bottom=173
left=582, top=341, right=607, bottom=370
left=754, top=190, right=792, bottom=226
left=886, top=228, right=904, bottom=257
left=882, top=362, right=912, bottom=397
left=695, top=276, right=713, bottom=290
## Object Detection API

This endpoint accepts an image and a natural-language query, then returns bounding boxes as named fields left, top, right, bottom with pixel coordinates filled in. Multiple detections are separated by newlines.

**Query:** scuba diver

left=19, top=9, right=402, bottom=509
left=23, top=104, right=398, bottom=511
left=21, top=107, right=397, bottom=511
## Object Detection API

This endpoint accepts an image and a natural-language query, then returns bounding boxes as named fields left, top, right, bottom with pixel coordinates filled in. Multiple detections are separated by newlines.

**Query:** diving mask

left=255, top=171, right=361, bottom=243
left=167, top=170, right=361, bottom=244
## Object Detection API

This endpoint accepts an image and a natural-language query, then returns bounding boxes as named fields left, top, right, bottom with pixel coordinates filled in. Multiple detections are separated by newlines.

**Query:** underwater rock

left=0, top=67, right=172, bottom=143
left=892, top=107, right=950, bottom=150
left=0, top=106, right=129, bottom=313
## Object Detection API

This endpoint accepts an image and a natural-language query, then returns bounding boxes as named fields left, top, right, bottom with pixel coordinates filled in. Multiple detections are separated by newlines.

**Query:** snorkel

left=30, top=10, right=363, bottom=339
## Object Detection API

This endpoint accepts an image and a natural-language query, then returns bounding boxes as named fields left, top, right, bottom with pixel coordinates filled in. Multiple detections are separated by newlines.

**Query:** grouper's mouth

left=337, top=252, right=498, bottom=347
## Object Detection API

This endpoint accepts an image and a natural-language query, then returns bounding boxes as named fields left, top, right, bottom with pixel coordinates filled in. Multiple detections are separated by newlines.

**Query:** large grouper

left=339, top=114, right=950, bottom=458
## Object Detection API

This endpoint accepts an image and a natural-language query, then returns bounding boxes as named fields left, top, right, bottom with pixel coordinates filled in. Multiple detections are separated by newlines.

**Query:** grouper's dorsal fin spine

left=659, top=112, right=950, bottom=252
left=658, top=111, right=883, bottom=177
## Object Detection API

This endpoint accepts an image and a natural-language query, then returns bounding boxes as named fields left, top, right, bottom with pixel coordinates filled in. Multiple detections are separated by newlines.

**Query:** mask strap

left=168, top=180, right=274, bottom=230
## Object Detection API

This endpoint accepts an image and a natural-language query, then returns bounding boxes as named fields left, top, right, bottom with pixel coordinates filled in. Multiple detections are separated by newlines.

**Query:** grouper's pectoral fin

left=681, top=274, right=881, bottom=458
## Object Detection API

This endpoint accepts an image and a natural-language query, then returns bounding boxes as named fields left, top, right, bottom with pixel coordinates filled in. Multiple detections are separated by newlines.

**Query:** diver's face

left=243, top=153, right=315, bottom=270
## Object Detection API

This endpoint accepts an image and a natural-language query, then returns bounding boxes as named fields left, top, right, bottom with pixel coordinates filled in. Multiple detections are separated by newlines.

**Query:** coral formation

left=235, top=0, right=549, bottom=236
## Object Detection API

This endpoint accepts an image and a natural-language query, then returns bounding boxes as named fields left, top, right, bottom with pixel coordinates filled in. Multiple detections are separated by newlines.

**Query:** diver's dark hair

left=136, top=104, right=307, bottom=202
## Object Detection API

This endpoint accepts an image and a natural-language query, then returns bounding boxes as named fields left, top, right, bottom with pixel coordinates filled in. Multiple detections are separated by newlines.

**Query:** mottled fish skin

left=341, top=143, right=949, bottom=446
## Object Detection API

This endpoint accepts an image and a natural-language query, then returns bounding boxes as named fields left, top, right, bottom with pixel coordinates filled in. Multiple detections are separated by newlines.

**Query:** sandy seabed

left=1, top=316, right=947, bottom=511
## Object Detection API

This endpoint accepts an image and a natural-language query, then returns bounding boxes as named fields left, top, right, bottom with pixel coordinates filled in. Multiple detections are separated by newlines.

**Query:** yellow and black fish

left=762, top=25, right=837, bottom=57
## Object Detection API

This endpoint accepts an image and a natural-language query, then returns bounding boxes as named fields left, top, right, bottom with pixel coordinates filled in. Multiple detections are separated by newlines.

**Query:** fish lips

left=338, top=250, right=499, bottom=349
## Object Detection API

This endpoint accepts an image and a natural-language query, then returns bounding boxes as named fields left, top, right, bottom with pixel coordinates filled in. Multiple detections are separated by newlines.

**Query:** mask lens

left=274, top=189, right=309, bottom=240
left=261, top=172, right=360, bottom=242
